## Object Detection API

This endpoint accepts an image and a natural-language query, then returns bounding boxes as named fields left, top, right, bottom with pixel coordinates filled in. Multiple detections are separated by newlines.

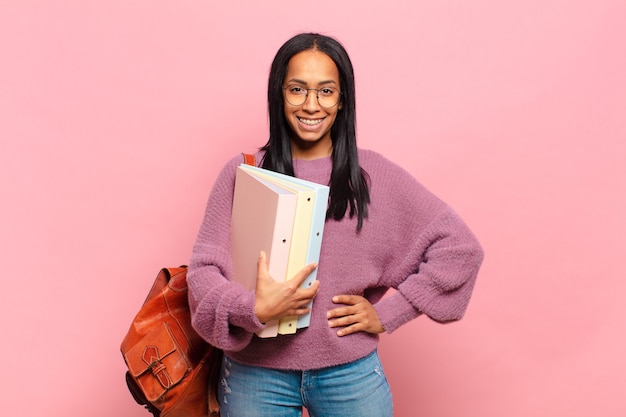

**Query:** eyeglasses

left=283, top=85, right=341, bottom=108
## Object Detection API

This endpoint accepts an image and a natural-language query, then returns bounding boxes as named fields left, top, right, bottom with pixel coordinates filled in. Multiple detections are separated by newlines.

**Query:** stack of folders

left=231, top=164, right=330, bottom=338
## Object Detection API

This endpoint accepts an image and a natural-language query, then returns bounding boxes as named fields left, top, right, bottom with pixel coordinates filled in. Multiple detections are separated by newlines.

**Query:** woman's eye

left=290, top=86, right=305, bottom=94
left=320, top=88, right=335, bottom=96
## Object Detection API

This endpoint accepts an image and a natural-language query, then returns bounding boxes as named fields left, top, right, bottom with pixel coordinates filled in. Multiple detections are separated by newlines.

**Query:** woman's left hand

left=327, top=295, right=385, bottom=336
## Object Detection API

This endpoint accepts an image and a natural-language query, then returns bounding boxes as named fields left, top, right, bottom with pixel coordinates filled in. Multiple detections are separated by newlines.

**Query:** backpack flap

left=124, top=321, right=190, bottom=402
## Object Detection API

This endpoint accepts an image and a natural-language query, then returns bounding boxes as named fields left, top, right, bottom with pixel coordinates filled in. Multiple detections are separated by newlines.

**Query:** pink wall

left=1, top=1, right=625, bottom=416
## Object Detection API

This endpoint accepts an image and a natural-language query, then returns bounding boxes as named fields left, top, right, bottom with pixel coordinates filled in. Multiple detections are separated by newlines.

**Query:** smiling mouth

left=297, top=117, right=324, bottom=126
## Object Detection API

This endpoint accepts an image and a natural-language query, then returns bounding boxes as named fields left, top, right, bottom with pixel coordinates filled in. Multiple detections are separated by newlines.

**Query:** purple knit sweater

left=187, top=149, right=483, bottom=370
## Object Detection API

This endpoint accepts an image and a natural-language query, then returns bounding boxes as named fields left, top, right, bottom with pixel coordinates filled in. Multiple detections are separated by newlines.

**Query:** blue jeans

left=218, top=350, right=393, bottom=417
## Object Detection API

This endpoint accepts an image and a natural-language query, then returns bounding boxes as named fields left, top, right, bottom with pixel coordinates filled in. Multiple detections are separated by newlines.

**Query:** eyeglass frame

left=282, top=85, right=342, bottom=109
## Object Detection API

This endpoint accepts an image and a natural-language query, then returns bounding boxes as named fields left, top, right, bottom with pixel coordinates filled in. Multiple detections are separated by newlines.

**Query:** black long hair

left=261, top=33, right=370, bottom=230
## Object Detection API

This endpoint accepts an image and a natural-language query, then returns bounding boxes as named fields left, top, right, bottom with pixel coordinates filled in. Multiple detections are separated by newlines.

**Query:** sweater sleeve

left=359, top=150, right=484, bottom=333
left=186, top=155, right=266, bottom=351
left=374, top=206, right=484, bottom=332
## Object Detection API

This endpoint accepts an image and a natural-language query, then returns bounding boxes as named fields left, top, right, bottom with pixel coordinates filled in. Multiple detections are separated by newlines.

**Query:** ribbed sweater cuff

left=227, top=289, right=266, bottom=333
left=374, top=291, right=421, bottom=333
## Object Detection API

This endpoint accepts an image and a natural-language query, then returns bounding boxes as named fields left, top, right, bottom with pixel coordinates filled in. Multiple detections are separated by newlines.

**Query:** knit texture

left=187, top=149, right=484, bottom=370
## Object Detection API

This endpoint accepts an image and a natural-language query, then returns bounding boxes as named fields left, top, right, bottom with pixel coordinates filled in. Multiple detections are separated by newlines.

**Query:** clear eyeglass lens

left=284, top=86, right=340, bottom=108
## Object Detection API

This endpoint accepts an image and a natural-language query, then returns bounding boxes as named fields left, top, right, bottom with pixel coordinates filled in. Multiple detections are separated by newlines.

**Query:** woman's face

left=283, top=49, right=342, bottom=159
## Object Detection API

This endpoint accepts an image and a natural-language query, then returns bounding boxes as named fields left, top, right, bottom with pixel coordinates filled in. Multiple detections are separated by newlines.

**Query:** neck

left=290, top=139, right=333, bottom=160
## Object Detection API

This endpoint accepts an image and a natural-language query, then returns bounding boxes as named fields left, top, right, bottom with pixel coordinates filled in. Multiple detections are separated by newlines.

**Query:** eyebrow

left=285, top=78, right=338, bottom=86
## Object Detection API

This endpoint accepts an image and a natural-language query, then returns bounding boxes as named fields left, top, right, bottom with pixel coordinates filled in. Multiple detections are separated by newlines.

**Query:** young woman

left=187, top=33, right=484, bottom=417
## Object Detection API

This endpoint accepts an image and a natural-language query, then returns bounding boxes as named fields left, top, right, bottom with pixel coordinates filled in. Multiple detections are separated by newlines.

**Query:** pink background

left=1, top=1, right=625, bottom=416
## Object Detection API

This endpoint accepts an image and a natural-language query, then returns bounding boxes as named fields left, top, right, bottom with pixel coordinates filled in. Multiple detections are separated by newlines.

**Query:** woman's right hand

left=254, top=251, right=320, bottom=324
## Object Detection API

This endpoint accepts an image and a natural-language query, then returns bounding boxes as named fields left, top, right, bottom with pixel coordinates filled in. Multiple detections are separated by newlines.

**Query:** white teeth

left=298, top=117, right=323, bottom=126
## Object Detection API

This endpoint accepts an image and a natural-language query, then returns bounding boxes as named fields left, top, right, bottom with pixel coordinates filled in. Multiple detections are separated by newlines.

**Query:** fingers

left=256, top=251, right=270, bottom=279
left=254, top=252, right=320, bottom=323
left=290, top=262, right=318, bottom=288
left=299, top=278, right=320, bottom=298
left=327, top=295, right=384, bottom=336
left=328, top=313, right=365, bottom=337
left=258, top=253, right=318, bottom=294
left=330, top=294, right=359, bottom=307
left=327, top=308, right=359, bottom=327
left=326, top=295, right=360, bottom=319
left=282, top=262, right=319, bottom=300
left=284, top=305, right=313, bottom=317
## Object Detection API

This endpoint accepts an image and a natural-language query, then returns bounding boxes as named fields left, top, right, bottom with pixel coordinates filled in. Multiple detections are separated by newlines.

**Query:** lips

left=297, top=116, right=324, bottom=126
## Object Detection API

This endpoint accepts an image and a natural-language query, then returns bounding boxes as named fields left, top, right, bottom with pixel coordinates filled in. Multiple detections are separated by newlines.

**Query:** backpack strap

left=242, top=153, right=256, bottom=166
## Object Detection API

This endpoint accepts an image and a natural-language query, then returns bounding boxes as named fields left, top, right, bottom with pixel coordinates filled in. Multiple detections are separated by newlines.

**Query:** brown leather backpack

left=121, top=154, right=254, bottom=416
left=120, top=266, right=223, bottom=417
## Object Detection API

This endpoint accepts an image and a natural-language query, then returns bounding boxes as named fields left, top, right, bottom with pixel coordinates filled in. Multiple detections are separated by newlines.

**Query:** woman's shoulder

left=357, top=148, right=386, bottom=163
left=208, top=152, right=258, bottom=195
left=358, top=148, right=445, bottom=206
left=357, top=148, right=415, bottom=180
